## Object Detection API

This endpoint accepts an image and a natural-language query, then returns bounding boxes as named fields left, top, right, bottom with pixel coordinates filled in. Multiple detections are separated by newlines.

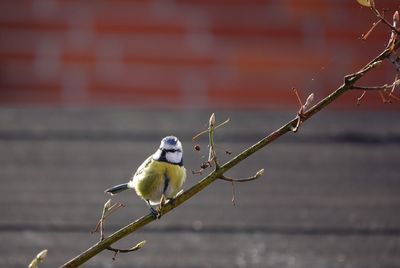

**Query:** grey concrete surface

left=0, top=108, right=399, bottom=268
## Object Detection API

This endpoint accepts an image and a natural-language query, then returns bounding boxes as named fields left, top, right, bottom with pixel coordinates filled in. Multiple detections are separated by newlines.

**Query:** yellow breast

left=133, top=158, right=186, bottom=204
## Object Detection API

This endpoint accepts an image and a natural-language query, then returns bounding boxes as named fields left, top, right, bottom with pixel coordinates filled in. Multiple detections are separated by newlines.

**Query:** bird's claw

left=149, top=206, right=161, bottom=219
left=167, top=197, right=175, bottom=206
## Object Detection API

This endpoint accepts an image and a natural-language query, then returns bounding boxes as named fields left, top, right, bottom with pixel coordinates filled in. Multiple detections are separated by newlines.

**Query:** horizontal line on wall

left=0, top=130, right=399, bottom=144
left=1, top=223, right=399, bottom=237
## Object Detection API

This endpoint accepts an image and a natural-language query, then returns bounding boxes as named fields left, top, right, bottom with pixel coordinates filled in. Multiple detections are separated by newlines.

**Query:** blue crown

left=163, top=136, right=178, bottom=145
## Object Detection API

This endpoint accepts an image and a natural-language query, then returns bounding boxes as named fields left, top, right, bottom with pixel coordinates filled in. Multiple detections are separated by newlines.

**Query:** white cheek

left=152, top=150, right=162, bottom=160
left=166, top=152, right=182, bottom=164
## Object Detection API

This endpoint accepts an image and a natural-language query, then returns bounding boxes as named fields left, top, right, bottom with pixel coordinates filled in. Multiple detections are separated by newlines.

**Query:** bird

left=105, top=136, right=186, bottom=218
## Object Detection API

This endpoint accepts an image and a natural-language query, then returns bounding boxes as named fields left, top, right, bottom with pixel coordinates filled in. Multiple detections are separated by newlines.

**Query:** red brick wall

left=0, top=0, right=399, bottom=109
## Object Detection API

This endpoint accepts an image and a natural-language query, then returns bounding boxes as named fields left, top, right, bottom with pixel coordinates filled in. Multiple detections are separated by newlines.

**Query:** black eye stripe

left=161, top=148, right=181, bottom=153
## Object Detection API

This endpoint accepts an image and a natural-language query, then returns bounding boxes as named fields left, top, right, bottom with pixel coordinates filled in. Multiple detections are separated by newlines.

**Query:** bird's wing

left=133, top=155, right=153, bottom=178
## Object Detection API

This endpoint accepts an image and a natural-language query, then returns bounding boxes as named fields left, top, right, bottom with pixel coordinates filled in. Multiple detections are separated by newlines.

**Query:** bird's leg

left=155, top=194, right=166, bottom=218
left=146, top=200, right=161, bottom=219
left=159, top=194, right=166, bottom=207
left=171, top=190, right=183, bottom=205
left=167, top=190, right=183, bottom=206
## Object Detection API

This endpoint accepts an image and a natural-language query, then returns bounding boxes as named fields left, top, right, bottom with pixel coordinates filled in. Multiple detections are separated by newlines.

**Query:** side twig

left=91, top=199, right=145, bottom=260
left=219, top=169, right=265, bottom=183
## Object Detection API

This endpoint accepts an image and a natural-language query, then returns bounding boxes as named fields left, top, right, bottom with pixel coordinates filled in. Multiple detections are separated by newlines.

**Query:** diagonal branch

left=59, top=11, right=400, bottom=268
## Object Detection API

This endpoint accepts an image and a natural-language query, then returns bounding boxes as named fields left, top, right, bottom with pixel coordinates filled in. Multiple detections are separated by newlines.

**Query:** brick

left=92, top=2, right=187, bottom=35
left=0, top=30, right=65, bottom=54
left=0, top=0, right=399, bottom=109
left=88, top=84, right=182, bottom=106
left=0, top=52, right=34, bottom=61
left=286, top=0, right=332, bottom=15
left=62, top=53, right=95, bottom=65
left=175, top=0, right=270, bottom=4
left=0, top=61, right=49, bottom=84
left=227, top=48, right=329, bottom=72
left=0, top=21, right=68, bottom=32
left=0, top=84, right=62, bottom=105
left=211, top=24, right=303, bottom=39
left=0, top=1, right=32, bottom=21
left=207, top=86, right=297, bottom=109
left=123, top=54, right=216, bottom=67
left=94, top=21, right=186, bottom=35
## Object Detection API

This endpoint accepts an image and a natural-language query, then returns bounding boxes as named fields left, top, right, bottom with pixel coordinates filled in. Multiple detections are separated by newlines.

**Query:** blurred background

left=0, top=0, right=400, bottom=267
left=1, top=0, right=400, bottom=108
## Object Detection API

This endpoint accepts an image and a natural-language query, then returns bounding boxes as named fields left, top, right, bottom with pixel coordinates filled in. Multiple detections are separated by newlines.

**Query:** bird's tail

left=104, top=183, right=130, bottom=195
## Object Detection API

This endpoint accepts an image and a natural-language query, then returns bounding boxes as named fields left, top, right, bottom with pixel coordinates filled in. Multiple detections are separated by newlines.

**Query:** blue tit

left=105, top=136, right=186, bottom=218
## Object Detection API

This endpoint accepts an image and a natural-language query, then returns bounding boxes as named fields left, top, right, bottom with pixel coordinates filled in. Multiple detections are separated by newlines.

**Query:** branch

left=219, top=169, right=264, bottom=183
left=351, top=78, right=400, bottom=91
left=291, top=88, right=314, bottom=132
left=192, top=115, right=230, bottom=174
left=91, top=199, right=145, bottom=260
left=59, top=13, right=400, bottom=268
left=370, top=3, right=400, bottom=36
left=106, top=241, right=146, bottom=261
left=208, top=113, right=219, bottom=168
left=359, top=0, right=400, bottom=39
left=352, top=85, right=394, bottom=91
left=192, top=117, right=230, bottom=142
left=351, top=74, right=400, bottom=104
left=29, top=249, right=48, bottom=268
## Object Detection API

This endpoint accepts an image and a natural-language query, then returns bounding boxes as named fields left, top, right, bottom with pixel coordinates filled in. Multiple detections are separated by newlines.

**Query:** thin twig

left=230, top=181, right=236, bottom=206
left=92, top=199, right=124, bottom=240
left=106, top=241, right=146, bottom=261
left=351, top=78, right=400, bottom=103
left=345, top=60, right=383, bottom=84
left=219, top=169, right=265, bottom=183
left=366, top=0, right=400, bottom=36
left=29, top=249, right=48, bottom=268
left=357, top=91, right=367, bottom=105
left=373, top=8, right=400, bottom=36
left=208, top=113, right=218, bottom=168
left=92, top=199, right=144, bottom=260
left=361, top=20, right=381, bottom=40
left=291, top=88, right=314, bottom=132
left=351, top=81, right=399, bottom=91
left=192, top=117, right=230, bottom=141
left=192, top=161, right=212, bottom=175
left=390, top=74, right=399, bottom=95
left=378, top=91, right=389, bottom=103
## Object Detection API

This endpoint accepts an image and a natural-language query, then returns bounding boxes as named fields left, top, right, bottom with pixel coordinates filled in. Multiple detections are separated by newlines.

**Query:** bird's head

left=153, top=136, right=183, bottom=165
